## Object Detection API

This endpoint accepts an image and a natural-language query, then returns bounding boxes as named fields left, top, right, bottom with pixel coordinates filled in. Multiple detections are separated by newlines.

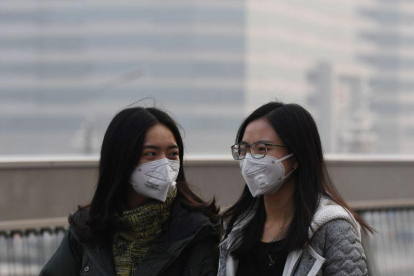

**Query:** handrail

left=0, top=217, right=68, bottom=231
left=1, top=199, right=414, bottom=231
left=351, top=198, right=414, bottom=211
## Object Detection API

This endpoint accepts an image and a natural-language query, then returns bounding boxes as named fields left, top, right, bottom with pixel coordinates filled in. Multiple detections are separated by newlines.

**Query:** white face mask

left=130, top=158, right=180, bottom=202
left=240, top=153, right=295, bottom=197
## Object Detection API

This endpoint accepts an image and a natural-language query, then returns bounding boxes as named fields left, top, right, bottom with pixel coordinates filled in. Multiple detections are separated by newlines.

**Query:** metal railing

left=0, top=218, right=68, bottom=276
left=1, top=156, right=413, bottom=275
left=0, top=228, right=66, bottom=276
left=0, top=203, right=413, bottom=275
left=356, top=203, right=414, bottom=276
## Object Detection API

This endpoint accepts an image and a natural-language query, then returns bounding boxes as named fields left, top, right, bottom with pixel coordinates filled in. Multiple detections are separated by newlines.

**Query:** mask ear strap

left=278, top=153, right=294, bottom=162
left=281, top=166, right=297, bottom=180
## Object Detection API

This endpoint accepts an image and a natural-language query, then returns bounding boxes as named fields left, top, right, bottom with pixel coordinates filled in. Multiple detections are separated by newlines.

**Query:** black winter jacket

left=40, top=200, right=220, bottom=276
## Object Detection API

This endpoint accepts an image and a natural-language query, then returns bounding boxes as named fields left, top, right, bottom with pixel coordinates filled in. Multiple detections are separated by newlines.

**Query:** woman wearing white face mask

left=41, top=106, right=220, bottom=276
left=218, top=102, right=373, bottom=276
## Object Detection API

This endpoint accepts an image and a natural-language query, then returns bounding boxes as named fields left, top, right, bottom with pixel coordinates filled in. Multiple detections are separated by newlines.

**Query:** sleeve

left=182, top=232, right=220, bottom=276
left=39, top=230, right=82, bottom=276
left=323, top=220, right=368, bottom=276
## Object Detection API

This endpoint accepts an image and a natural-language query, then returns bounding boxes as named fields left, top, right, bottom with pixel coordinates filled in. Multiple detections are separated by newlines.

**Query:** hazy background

left=1, top=3, right=414, bottom=275
left=1, top=0, right=413, bottom=157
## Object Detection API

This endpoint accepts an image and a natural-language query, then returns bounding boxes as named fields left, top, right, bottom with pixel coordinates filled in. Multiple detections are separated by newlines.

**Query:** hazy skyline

left=1, top=0, right=413, bottom=156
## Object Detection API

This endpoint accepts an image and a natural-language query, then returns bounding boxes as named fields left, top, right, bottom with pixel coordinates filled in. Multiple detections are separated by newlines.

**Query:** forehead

left=144, top=123, right=176, bottom=144
left=242, top=118, right=282, bottom=144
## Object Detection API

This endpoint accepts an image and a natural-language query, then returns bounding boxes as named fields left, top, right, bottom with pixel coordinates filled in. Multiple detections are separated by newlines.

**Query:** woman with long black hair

left=218, top=102, right=372, bottom=276
left=41, top=106, right=220, bottom=276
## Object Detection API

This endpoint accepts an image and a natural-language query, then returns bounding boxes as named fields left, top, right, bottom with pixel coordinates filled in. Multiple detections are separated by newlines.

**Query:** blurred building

left=1, top=1, right=414, bottom=156
left=245, top=0, right=373, bottom=153
left=0, top=1, right=246, bottom=156
left=245, top=0, right=414, bottom=154
left=356, top=0, right=414, bottom=154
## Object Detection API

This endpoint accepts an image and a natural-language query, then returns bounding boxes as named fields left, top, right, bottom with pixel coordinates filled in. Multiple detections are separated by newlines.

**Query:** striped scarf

left=112, top=189, right=177, bottom=276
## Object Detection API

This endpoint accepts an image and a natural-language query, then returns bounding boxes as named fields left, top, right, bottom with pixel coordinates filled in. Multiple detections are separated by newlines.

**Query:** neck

left=263, top=177, right=295, bottom=224
left=127, top=185, right=150, bottom=209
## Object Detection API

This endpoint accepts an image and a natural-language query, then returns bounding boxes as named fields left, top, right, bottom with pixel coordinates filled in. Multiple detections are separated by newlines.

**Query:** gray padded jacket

left=218, top=197, right=368, bottom=276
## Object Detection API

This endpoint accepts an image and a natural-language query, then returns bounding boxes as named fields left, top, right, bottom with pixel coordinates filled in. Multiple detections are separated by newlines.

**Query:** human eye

left=257, top=144, right=266, bottom=153
left=168, top=149, right=180, bottom=159
left=143, top=151, right=156, bottom=157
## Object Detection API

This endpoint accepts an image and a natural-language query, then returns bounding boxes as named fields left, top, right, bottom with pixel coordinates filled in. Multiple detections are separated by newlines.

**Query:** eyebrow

left=142, top=145, right=179, bottom=150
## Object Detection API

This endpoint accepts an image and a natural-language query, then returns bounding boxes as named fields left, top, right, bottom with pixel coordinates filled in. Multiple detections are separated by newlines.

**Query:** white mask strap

left=281, top=166, right=297, bottom=180
left=278, top=153, right=294, bottom=162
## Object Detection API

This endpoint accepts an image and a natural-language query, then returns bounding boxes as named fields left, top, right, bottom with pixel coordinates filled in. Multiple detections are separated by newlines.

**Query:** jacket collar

left=222, top=195, right=360, bottom=276
left=72, top=198, right=215, bottom=276
left=308, top=196, right=361, bottom=239
left=135, top=198, right=216, bottom=276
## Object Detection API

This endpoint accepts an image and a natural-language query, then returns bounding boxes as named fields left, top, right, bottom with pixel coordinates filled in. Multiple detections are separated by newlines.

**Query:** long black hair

left=221, top=101, right=373, bottom=258
left=70, top=106, right=219, bottom=245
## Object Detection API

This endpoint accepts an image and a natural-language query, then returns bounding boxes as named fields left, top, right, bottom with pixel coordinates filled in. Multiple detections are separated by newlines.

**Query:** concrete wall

left=1, top=155, right=414, bottom=221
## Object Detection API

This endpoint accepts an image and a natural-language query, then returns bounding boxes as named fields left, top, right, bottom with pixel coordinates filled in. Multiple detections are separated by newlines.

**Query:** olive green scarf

left=112, top=189, right=177, bottom=276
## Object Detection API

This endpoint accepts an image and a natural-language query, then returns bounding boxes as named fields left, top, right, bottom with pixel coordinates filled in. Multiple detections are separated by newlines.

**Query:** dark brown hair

left=70, top=106, right=219, bottom=245
left=221, top=101, right=373, bottom=258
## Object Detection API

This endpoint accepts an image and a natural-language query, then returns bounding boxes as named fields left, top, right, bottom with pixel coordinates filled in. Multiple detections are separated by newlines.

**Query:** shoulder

left=171, top=198, right=216, bottom=226
left=311, top=219, right=368, bottom=275
left=69, top=206, right=90, bottom=225
left=311, top=219, right=360, bottom=248
left=168, top=199, right=219, bottom=240
left=310, top=196, right=361, bottom=238
left=320, top=218, right=359, bottom=235
left=67, top=207, right=96, bottom=246
left=310, top=219, right=366, bottom=265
